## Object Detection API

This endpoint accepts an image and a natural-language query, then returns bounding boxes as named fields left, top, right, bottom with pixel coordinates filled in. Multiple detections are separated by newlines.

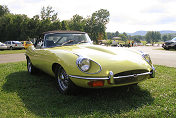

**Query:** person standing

left=132, top=41, right=134, bottom=47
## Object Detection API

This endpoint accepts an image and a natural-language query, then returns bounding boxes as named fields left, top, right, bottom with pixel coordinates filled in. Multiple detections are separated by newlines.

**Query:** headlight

left=142, top=54, right=152, bottom=65
left=76, top=57, right=90, bottom=72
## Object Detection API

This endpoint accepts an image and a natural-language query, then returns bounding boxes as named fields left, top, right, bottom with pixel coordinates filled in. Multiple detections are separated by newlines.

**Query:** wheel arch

left=52, top=63, right=62, bottom=74
left=26, top=55, right=29, bottom=60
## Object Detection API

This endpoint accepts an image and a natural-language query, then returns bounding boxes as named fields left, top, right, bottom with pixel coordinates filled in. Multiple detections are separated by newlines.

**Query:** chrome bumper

left=69, top=70, right=155, bottom=84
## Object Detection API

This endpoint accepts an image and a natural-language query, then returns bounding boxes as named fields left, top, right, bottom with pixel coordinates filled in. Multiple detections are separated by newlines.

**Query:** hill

left=127, top=30, right=176, bottom=36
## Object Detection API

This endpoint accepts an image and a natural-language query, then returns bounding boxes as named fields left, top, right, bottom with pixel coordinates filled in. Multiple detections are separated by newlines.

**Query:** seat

left=46, top=40, right=55, bottom=47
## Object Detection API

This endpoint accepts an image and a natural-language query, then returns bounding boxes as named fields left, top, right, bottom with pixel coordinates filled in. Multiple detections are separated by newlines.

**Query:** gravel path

left=0, top=53, right=26, bottom=64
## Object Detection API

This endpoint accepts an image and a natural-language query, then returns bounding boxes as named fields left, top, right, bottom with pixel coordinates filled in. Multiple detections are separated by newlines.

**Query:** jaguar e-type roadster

left=26, top=30, right=155, bottom=94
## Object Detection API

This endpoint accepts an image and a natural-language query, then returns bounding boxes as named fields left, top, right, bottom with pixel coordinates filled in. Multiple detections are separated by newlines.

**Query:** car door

left=32, top=37, right=52, bottom=73
left=5, top=41, right=10, bottom=48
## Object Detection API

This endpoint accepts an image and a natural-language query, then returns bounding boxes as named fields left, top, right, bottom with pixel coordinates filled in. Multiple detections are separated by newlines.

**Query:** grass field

left=0, top=62, right=175, bottom=117
left=0, top=50, right=26, bottom=55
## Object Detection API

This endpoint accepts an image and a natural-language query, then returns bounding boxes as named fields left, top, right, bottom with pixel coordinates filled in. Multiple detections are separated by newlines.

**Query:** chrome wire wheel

left=55, top=67, right=77, bottom=94
left=58, top=69, right=69, bottom=91
left=26, top=57, right=37, bottom=74
left=27, top=59, right=32, bottom=73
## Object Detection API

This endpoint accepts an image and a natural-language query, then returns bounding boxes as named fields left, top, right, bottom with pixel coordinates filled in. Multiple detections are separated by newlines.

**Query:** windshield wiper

left=61, top=40, right=74, bottom=46
left=77, top=41, right=88, bottom=44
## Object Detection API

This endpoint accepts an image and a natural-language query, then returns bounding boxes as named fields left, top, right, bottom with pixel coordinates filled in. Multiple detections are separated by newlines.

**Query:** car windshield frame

left=43, top=33, right=92, bottom=48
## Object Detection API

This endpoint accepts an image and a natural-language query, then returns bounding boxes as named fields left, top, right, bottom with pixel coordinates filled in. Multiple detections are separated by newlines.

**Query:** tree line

left=0, top=5, right=110, bottom=43
left=107, top=31, right=176, bottom=43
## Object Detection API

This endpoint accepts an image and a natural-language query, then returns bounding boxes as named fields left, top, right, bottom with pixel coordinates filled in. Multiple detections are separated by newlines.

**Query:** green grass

left=0, top=62, right=176, bottom=117
left=0, top=50, right=26, bottom=55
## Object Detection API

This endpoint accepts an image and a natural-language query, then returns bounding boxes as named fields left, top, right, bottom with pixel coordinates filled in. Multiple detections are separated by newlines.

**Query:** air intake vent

left=114, top=69, right=148, bottom=77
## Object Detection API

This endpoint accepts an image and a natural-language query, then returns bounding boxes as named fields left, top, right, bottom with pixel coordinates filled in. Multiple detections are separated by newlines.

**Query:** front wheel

left=10, top=46, right=13, bottom=50
left=55, top=67, right=77, bottom=94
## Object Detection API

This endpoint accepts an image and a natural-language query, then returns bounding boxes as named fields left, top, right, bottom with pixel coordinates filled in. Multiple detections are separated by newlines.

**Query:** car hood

left=48, top=44, right=141, bottom=58
left=165, top=40, right=176, bottom=43
left=48, top=44, right=151, bottom=73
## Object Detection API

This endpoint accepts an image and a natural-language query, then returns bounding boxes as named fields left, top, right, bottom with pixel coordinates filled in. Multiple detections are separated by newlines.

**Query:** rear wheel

left=27, top=57, right=38, bottom=74
left=55, top=67, right=77, bottom=94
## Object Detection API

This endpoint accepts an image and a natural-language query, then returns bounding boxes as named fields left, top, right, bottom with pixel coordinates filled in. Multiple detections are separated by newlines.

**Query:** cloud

left=157, top=16, right=176, bottom=24
left=143, top=7, right=166, bottom=14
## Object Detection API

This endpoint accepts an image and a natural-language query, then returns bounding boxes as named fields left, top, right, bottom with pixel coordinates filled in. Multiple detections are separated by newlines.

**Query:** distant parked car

left=0, top=42, right=7, bottom=50
left=146, top=43, right=152, bottom=46
left=4, top=41, right=24, bottom=50
left=162, top=37, right=176, bottom=50
left=20, top=41, right=33, bottom=49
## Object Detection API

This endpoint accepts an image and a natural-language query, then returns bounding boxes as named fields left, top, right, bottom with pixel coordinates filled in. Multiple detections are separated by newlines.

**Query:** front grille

left=114, top=69, right=148, bottom=77
left=113, top=69, right=150, bottom=85
left=114, top=74, right=148, bottom=84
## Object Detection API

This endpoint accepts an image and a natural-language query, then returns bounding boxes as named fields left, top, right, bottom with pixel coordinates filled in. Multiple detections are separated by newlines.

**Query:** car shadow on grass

left=3, top=71, right=154, bottom=117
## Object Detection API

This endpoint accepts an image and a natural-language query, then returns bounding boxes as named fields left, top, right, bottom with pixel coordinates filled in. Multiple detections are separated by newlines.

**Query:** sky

left=1, top=0, right=176, bottom=33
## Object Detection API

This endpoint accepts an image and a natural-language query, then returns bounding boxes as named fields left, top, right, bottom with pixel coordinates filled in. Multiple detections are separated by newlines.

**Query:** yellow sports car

left=26, top=30, right=155, bottom=94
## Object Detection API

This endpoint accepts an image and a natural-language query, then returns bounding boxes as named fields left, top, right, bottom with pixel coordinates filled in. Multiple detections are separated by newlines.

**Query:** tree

left=40, top=6, right=58, bottom=21
left=133, top=38, right=141, bottom=43
left=162, top=35, right=167, bottom=42
left=132, top=35, right=144, bottom=41
left=145, top=31, right=161, bottom=43
left=106, top=31, right=120, bottom=39
left=61, top=20, right=68, bottom=30
left=0, top=6, right=111, bottom=43
left=0, top=5, right=9, bottom=17
left=167, top=34, right=172, bottom=40
left=85, top=9, right=110, bottom=43
left=0, top=14, right=30, bottom=41
left=50, top=21, right=61, bottom=31
left=115, top=31, right=119, bottom=36
left=123, top=32, right=128, bottom=38
left=154, top=31, right=161, bottom=42
left=118, top=34, right=127, bottom=42
left=69, top=14, right=84, bottom=31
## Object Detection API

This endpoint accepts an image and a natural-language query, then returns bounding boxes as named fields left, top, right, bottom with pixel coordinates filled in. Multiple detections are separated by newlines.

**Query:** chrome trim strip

left=69, top=75, right=109, bottom=80
left=69, top=72, right=152, bottom=80
left=113, top=72, right=152, bottom=79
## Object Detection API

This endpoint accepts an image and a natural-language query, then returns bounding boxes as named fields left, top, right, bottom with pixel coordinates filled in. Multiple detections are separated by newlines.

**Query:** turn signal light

left=88, top=80, right=104, bottom=87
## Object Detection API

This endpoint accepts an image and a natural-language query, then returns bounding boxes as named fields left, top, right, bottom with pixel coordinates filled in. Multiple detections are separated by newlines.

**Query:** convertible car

left=26, top=30, right=155, bottom=94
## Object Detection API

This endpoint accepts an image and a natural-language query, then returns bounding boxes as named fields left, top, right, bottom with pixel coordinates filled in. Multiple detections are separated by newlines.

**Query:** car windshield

left=26, top=41, right=32, bottom=44
left=172, top=37, right=176, bottom=41
left=44, top=33, right=92, bottom=48
left=13, top=41, right=21, bottom=44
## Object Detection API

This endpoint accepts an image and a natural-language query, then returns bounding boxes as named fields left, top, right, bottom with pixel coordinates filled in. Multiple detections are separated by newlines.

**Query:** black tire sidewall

left=55, top=67, right=77, bottom=94
left=27, top=58, right=37, bottom=74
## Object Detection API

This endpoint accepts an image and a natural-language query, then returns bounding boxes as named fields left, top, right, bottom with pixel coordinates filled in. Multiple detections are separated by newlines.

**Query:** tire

left=27, top=57, right=38, bottom=74
left=164, top=47, right=169, bottom=50
left=55, top=67, right=77, bottom=94
left=10, top=46, right=13, bottom=50
left=174, top=45, right=176, bottom=50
